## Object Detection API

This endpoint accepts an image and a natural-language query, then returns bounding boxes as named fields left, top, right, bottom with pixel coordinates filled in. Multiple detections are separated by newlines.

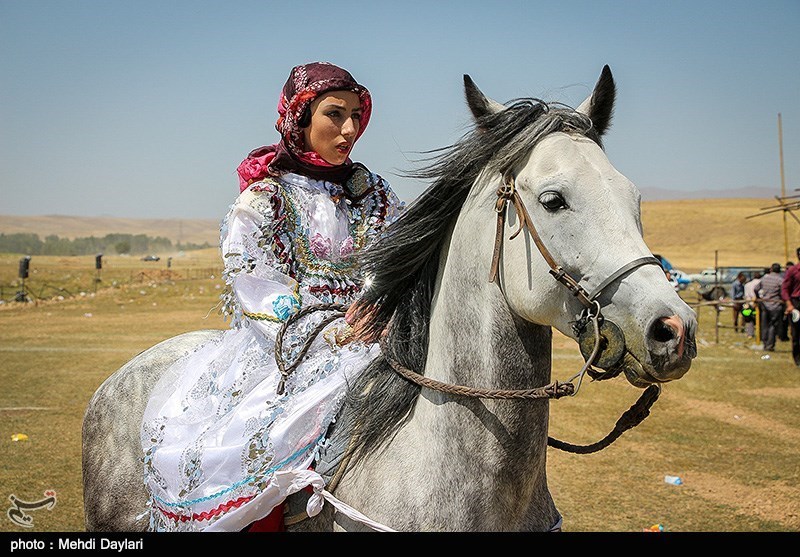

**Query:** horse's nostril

left=651, top=319, right=676, bottom=343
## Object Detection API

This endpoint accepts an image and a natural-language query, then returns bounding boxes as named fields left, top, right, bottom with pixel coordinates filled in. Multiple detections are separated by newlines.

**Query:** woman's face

left=302, top=90, right=362, bottom=165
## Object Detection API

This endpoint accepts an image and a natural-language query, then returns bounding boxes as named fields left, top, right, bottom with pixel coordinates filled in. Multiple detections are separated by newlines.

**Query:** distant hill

left=0, top=215, right=219, bottom=246
left=2, top=197, right=798, bottom=273
left=638, top=185, right=785, bottom=201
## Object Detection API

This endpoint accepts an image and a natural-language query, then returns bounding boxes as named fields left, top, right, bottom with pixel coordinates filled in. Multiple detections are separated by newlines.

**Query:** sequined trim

left=151, top=433, right=326, bottom=525
left=265, top=169, right=398, bottom=306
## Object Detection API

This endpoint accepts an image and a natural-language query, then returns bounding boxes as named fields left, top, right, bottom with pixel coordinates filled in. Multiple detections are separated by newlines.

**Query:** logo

left=6, top=490, right=57, bottom=528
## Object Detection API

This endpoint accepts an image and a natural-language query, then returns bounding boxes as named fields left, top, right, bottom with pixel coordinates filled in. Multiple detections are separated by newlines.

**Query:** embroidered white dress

left=141, top=167, right=402, bottom=531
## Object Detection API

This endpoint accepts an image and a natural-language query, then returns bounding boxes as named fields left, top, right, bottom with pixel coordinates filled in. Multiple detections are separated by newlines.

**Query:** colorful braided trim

left=156, top=494, right=254, bottom=523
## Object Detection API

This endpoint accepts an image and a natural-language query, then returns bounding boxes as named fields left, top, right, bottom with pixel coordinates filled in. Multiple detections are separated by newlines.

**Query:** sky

left=1, top=0, right=798, bottom=219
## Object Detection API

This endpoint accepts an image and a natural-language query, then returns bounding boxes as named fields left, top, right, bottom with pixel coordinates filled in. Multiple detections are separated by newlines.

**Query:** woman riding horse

left=83, top=65, right=697, bottom=532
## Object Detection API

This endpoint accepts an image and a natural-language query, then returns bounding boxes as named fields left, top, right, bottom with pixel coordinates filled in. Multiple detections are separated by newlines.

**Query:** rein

left=274, top=302, right=659, bottom=456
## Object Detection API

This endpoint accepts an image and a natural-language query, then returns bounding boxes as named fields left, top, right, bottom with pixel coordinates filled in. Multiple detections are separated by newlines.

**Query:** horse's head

left=464, top=66, right=697, bottom=387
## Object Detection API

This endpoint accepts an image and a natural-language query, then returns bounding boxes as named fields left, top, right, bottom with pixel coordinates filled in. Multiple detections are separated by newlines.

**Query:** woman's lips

left=336, top=143, right=350, bottom=154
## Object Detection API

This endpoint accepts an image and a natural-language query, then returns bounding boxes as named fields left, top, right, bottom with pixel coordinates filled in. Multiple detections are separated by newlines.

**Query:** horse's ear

left=576, top=65, right=616, bottom=137
left=464, top=74, right=506, bottom=124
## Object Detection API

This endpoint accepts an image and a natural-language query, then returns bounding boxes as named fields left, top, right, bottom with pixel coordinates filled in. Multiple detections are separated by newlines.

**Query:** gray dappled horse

left=83, top=66, right=697, bottom=531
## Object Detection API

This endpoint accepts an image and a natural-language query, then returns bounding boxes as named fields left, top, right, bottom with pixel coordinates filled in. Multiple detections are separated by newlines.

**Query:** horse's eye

left=539, top=192, right=567, bottom=212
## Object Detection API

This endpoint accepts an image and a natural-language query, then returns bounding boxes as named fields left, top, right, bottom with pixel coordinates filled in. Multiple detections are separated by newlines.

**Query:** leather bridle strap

left=489, top=174, right=661, bottom=305
left=490, top=175, right=593, bottom=308
left=586, top=255, right=663, bottom=301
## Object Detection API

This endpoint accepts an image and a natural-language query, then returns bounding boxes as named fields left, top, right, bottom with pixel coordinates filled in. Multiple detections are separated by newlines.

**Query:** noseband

left=489, top=174, right=661, bottom=379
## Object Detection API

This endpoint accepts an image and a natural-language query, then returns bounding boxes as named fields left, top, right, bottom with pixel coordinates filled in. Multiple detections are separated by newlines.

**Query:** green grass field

left=0, top=250, right=798, bottom=532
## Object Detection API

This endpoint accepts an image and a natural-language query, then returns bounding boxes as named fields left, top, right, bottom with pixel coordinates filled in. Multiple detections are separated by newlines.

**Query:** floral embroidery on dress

left=272, top=294, right=300, bottom=321
left=339, top=236, right=354, bottom=257
left=309, top=233, right=333, bottom=259
left=178, top=443, right=205, bottom=498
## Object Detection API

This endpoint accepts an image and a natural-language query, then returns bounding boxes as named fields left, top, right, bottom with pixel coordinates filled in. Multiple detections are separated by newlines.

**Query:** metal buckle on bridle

left=572, top=299, right=602, bottom=338
left=565, top=300, right=603, bottom=395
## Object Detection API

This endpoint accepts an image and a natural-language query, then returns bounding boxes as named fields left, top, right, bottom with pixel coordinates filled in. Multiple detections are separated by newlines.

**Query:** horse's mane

left=343, top=99, right=598, bottom=462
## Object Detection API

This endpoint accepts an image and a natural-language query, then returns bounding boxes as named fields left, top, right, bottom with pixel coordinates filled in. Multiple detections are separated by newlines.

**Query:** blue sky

left=1, top=0, right=798, bottom=219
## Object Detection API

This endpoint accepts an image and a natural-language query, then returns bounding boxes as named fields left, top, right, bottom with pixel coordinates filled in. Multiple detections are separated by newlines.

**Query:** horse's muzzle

left=621, top=314, right=697, bottom=387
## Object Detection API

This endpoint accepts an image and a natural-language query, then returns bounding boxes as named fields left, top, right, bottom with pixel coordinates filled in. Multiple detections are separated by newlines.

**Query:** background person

left=754, top=263, right=785, bottom=352
left=731, top=272, right=746, bottom=333
left=782, top=250, right=800, bottom=366
left=779, top=262, right=794, bottom=341
left=743, top=271, right=762, bottom=339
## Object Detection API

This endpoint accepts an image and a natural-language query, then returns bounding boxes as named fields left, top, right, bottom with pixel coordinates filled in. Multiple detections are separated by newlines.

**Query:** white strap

left=310, top=488, right=396, bottom=532
left=282, top=469, right=397, bottom=532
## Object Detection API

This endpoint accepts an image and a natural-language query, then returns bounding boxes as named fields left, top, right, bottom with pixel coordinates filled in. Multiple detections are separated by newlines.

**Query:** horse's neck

left=332, top=209, right=559, bottom=531
left=411, top=195, right=553, bottom=448
left=428, top=192, right=553, bottom=400
left=354, top=241, right=559, bottom=529
left=424, top=253, right=554, bottom=451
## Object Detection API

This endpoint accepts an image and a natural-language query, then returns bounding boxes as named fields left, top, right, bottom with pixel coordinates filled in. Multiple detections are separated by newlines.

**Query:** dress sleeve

left=219, top=182, right=312, bottom=333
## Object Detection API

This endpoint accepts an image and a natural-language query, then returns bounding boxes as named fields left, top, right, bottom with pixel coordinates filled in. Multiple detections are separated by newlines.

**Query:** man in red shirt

left=781, top=248, right=800, bottom=366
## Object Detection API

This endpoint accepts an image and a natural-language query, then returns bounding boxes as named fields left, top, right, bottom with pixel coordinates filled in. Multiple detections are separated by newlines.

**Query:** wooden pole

left=715, top=250, right=719, bottom=344
left=779, top=113, right=789, bottom=262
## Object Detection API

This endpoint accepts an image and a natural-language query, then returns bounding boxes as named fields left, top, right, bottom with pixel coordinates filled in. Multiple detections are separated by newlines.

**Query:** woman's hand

left=344, top=302, right=382, bottom=344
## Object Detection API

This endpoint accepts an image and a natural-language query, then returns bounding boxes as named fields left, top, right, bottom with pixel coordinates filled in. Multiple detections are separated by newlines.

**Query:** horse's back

left=82, top=329, right=223, bottom=531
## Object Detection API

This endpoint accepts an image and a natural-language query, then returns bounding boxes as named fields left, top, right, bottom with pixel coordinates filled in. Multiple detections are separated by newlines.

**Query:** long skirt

left=140, top=314, right=378, bottom=531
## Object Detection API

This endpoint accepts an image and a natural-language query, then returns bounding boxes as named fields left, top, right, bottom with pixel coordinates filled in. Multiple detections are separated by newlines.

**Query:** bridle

left=491, top=174, right=661, bottom=304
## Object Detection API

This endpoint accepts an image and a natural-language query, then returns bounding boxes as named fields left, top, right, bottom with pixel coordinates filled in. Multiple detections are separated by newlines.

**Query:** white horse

left=82, top=66, right=697, bottom=532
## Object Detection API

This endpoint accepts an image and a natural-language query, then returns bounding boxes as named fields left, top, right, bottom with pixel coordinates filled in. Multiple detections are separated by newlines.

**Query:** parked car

left=687, top=268, right=719, bottom=284
left=141, top=255, right=161, bottom=262
left=693, top=266, right=765, bottom=300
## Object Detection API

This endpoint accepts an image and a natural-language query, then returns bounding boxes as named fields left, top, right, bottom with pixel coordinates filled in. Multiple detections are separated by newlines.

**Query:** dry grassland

left=0, top=199, right=799, bottom=533
left=641, top=198, right=800, bottom=271
left=4, top=197, right=796, bottom=271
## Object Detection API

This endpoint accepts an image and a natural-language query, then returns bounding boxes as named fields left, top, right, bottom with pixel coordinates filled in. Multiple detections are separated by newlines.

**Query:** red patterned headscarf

left=237, top=62, right=373, bottom=191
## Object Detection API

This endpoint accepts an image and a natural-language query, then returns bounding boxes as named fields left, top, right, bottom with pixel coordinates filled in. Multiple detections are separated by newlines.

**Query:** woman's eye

left=539, top=192, right=567, bottom=212
left=352, top=113, right=362, bottom=121
left=326, top=110, right=342, bottom=119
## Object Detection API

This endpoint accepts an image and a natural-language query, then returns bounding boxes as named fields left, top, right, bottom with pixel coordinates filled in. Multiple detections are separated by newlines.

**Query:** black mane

left=343, top=99, right=597, bottom=461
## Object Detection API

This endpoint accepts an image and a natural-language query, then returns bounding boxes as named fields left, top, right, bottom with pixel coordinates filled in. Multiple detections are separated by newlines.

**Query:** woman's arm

left=220, top=182, right=312, bottom=334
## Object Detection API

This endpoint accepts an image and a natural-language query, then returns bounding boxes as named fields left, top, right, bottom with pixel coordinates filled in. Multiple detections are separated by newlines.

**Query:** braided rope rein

left=378, top=334, right=574, bottom=400
left=274, top=302, right=659, bottom=454
left=274, top=302, right=350, bottom=395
